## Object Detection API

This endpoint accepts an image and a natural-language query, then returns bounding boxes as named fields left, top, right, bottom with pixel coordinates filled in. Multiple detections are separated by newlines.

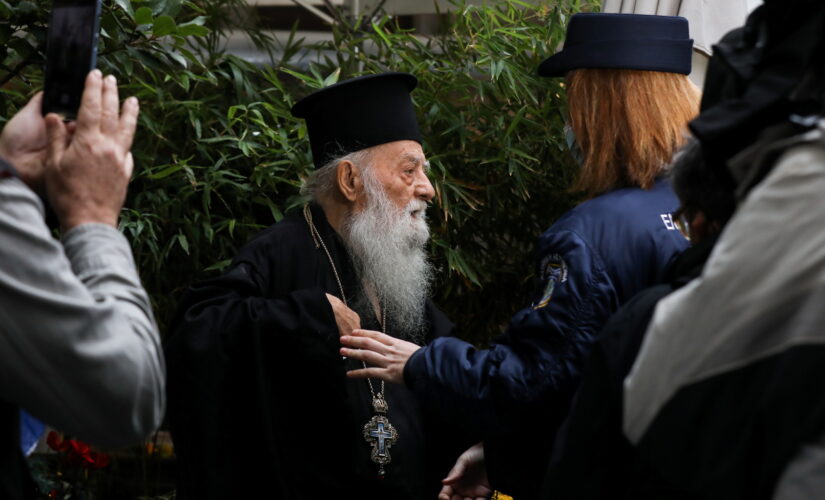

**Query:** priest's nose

left=416, top=170, right=435, bottom=202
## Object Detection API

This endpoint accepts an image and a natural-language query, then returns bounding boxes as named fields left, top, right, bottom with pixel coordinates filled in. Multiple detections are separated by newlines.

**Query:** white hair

left=300, top=149, right=374, bottom=203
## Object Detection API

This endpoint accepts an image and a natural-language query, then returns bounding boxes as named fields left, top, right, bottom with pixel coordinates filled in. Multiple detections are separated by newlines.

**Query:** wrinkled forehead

left=399, top=151, right=431, bottom=171
left=370, top=140, right=430, bottom=172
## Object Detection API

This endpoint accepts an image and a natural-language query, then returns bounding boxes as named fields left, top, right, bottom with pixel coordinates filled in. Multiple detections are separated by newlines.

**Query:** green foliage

left=1, top=0, right=598, bottom=346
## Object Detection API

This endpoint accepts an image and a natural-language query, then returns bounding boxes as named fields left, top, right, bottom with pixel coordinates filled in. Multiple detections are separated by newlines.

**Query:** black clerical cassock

left=165, top=74, right=472, bottom=500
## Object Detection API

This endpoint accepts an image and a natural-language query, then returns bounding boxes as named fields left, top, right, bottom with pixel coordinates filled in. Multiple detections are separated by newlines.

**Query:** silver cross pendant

left=363, top=413, right=398, bottom=478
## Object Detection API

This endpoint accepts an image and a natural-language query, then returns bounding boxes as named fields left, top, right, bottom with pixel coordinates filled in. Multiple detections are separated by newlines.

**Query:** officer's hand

left=341, top=329, right=420, bottom=385
left=326, top=293, right=361, bottom=337
left=44, top=70, right=139, bottom=231
left=0, top=92, right=50, bottom=192
left=439, top=442, right=492, bottom=500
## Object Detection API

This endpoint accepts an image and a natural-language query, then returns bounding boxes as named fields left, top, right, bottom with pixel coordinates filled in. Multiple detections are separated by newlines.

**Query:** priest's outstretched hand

left=438, top=442, right=493, bottom=500
left=340, top=329, right=420, bottom=385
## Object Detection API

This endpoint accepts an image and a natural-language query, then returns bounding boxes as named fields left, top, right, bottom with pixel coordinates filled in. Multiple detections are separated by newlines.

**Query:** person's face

left=361, top=140, right=435, bottom=218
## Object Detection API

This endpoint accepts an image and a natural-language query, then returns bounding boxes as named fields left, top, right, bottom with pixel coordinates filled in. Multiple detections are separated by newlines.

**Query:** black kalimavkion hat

left=538, top=13, right=693, bottom=77
left=291, top=72, right=422, bottom=168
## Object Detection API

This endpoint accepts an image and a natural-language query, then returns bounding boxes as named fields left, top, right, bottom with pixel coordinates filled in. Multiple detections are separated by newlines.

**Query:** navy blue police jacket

left=403, top=178, right=688, bottom=498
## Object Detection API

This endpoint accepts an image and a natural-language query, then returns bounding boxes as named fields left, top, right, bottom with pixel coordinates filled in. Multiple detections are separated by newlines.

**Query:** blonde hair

left=566, top=68, right=700, bottom=197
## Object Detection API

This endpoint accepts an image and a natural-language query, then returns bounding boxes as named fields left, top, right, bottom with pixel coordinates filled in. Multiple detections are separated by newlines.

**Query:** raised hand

left=44, top=70, right=139, bottom=231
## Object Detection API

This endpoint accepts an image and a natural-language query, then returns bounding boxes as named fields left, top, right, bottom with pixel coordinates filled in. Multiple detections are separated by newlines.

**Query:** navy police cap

left=291, top=72, right=422, bottom=169
left=538, top=13, right=693, bottom=77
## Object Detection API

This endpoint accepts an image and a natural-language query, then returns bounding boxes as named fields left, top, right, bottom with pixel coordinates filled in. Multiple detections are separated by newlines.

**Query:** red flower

left=68, top=439, right=90, bottom=458
left=89, top=451, right=110, bottom=469
left=65, top=439, right=93, bottom=466
left=46, top=431, right=69, bottom=452
left=47, top=431, right=109, bottom=469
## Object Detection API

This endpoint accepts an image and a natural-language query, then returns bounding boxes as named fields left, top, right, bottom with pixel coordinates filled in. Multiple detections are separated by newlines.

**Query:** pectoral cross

left=363, top=415, right=398, bottom=478
left=370, top=421, right=393, bottom=456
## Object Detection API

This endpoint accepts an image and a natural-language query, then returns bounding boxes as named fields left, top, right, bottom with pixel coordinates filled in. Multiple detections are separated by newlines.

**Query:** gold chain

left=303, top=204, right=386, bottom=400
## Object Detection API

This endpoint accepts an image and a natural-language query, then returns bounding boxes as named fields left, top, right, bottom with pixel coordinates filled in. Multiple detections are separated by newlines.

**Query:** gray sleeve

left=0, top=177, right=165, bottom=449
left=773, top=430, right=825, bottom=500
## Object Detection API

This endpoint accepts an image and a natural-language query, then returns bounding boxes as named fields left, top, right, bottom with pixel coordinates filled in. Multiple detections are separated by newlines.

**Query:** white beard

left=341, top=171, right=433, bottom=344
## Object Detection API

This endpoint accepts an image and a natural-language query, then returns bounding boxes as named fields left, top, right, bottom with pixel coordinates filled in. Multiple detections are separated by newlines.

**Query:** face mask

left=564, top=123, right=585, bottom=166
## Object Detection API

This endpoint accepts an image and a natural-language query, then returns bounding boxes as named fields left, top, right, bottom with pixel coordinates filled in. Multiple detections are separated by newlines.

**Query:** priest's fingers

left=349, top=328, right=397, bottom=346
left=340, top=346, right=387, bottom=366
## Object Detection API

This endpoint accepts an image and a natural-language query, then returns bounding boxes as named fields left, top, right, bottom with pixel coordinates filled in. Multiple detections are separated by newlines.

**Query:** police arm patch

left=532, top=253, right=569, bottom=310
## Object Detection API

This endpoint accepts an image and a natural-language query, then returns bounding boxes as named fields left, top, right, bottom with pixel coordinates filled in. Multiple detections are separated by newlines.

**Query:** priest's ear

left=336, top=160, right=363, bottom=203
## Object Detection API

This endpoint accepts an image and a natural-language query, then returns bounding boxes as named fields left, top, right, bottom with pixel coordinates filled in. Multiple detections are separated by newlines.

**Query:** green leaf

left=165, top=49, right=188, bottom=68
left=0, top=0, right=12, bottom=20
left=182, top=1, right=206, bottom=14
left=322, top=68, right=340, bottom=87
left=204, top=259, right=232, bottom=272
left=148, top=0, right=167, bottom=15
left=176, top=233, right=189, bottom=254
left=15, top=1, right=36, bottom=15
left=176, top=23, right=209, bottom=37
left=114, top=0, right=134, bottom=18
left=147, top=165, right=183, bottom=179
left=8, top=37, right=34, bottom=59
left=134, top=6, right=152, bottom=25
left=180, top=15, right=206, bottom=26
left=161, top=0, right=182, bottom=17
left=152, top=15, right=176, bottom=36
left=280, top=68, right=322, bottom=88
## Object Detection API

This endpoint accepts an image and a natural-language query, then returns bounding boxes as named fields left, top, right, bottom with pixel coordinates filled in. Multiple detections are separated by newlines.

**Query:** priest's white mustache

left=341, top=166, right=432, bottom=344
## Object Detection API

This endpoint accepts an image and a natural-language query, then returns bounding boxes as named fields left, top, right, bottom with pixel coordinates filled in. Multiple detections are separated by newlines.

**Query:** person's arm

left=403, top=228, right=617, bottom=434
left=169, top=261, right=343, bottom=352
left=0, top=178, right=163, bottom=448
left=0, top=71, right=164, bottom=449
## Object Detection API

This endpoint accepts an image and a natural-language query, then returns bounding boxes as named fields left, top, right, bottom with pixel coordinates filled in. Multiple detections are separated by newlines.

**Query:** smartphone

left=41, top=0, right=102, bottom=119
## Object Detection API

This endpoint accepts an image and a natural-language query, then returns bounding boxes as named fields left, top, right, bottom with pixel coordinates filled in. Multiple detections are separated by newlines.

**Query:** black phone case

left=41, top=0, right=102, bottom=119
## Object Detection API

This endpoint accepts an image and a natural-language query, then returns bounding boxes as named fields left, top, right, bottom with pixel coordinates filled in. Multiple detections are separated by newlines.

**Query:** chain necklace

left=303, top=204, right=398, bottom=479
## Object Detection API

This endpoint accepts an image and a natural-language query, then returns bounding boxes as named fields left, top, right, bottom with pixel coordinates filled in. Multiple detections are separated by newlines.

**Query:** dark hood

left=689, top=0, right=825, bottom=194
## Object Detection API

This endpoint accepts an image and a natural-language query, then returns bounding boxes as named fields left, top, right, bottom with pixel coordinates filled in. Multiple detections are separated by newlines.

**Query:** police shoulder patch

left=532, top=253, right=569, bottom=310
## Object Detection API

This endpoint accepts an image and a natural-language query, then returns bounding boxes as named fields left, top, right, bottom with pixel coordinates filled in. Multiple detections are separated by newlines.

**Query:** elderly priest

left=165, top=73, right=470, bottom=500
